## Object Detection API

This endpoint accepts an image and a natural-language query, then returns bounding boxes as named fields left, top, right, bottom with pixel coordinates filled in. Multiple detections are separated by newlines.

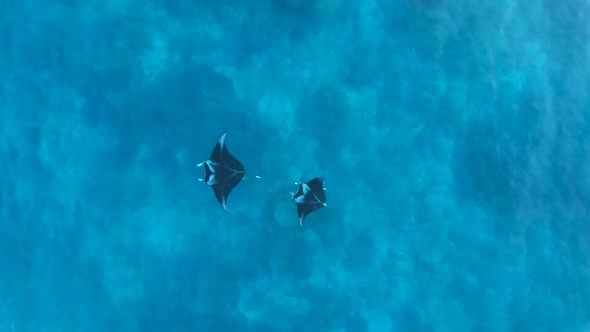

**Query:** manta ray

left=197, top=133, right=246, bottom=212
left=292, top=177, right=327, bottom=226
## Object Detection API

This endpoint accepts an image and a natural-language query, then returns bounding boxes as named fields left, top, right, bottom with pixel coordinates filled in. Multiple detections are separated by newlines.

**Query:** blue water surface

left=1, top=0, right=589, bottom=331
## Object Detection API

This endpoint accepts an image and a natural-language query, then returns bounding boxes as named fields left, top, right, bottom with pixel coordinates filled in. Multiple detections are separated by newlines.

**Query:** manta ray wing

left=306, top=177, right=325, bottom=203
left=212, top=185, right=228, bottom=212
left=297, top=203, right=312, bottom=226
left=296, top=200, right=324, bottom=226
left=215, top=168, right=246, bottom=212
left=209, top=133, right=228, bottom=163
left=224, top=152, right=245, bottom=173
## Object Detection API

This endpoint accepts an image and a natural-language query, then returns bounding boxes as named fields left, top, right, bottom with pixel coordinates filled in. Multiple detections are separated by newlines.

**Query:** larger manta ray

left=197, top=133, right=246, bottom=212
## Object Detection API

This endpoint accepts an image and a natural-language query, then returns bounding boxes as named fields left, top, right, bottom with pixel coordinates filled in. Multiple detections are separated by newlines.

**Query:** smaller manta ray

left=292, top=177, right=327, bottom=226
left=197, top=133, right=246, bottom=212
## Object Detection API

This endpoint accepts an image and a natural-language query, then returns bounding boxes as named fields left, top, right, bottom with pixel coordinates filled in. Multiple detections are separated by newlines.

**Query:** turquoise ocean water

left=1, top=0, right=589, bottom=331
